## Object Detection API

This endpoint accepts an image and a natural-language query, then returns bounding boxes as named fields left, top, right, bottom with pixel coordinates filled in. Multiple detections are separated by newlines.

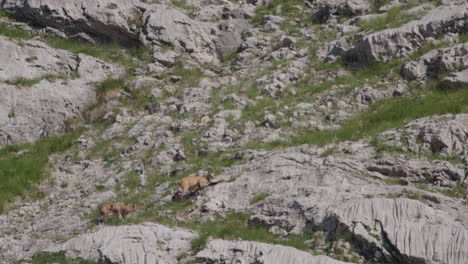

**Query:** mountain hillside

left=0, top=0, right=467, bottom=263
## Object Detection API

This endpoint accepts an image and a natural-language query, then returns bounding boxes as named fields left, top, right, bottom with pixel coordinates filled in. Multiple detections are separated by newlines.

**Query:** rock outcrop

left=402, top=43, right=468, bottom=81
left=345, top=4, right=468, bottom=65
left=378, top=114, right=468, bottom=156
left=313, top=0, right=371, bottom=23
left=197, top=239, right=352, bottom=264
left=48, top=223, right=197, bottom=264
left=192, top=118, right=468, bottom=264
left=1, top=0, right=253, bottom=65
left=0, top=36, right=122, bottom=147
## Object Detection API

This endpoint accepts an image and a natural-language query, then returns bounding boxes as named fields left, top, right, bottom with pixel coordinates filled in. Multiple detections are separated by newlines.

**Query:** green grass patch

left=0, top=22, right=33, bottom=39
left=5, top=77, right=41, bottom=87
left=459, top=34, right=468, bottom=43
left=32, top=252, right=98, bottom=264
left=189, top=212, right=313, bottom=253
left=0, top=133, right=80, bottom=214
left=370, top=0, right=392, bottom=13
left=251, top=0, right=304, bottom=26
left=266, top=88, right=468, bottom=149
left=171, top=64, right=204, bottom=87
left=222, top=49, right=239, bottom=66
left=172, top=0, right=196, bottom=11
left=95, top=78, right=126, bottom=98
left=250, top=193, right=269, bottom=204
left=358, top=4, right=425, bottom=32
left=44, top=37, right=151, bottom=68
left=0, top=8, right=13, bottom=18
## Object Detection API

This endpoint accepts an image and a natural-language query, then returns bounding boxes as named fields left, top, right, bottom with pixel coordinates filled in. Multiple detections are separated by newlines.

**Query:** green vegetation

left=222, top=49, right=239, bottom=66
left=0, top=133, right=80, bottom=214
left=33, top=252, right=98, bottom=264
left=44, top=37, right=151, bottom=68
left=0, top=23, right=34, bottom=39
left=5, top=77, right=41, bottom=87
left=171, top=64, right=204, bottom=87
left=263, top=87, right=468, bottom=149
left=442, top=182, right=467, bottom=202
left=252, top=0, right=304, bottom=26
left=106, top=3, right=118, bottom=9
left=369, top=0, right=392, bottom=13
left=172, top=0, right=196, bottom=11
left=358, top=4, right=426, bottom=32
left=0, top=21, right=151, bottom=68
left=459, top=34, right=468, bottom=43
left=250, top=193, right=269, bottom=204
left=0, top=8, right=13, bottom=18
left=189, top=213, right=313, bottom=252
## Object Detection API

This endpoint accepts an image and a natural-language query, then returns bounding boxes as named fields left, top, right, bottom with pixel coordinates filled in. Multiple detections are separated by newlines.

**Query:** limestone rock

left=48, top=223, right=197, bottom=264
left=345, top=4, right=468, bottom=65
left=313, top=0, right=371, bottom=23
left=0, top=36, right=122, bottom=147
left=402, top=43, right=468, bottom=81
left=379, top=114, right=468, bottom=156
left=197, top=239, right=352, bottom=264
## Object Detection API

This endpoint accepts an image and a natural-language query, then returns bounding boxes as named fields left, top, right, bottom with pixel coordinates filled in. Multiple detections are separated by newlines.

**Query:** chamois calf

left=179, top=173, right=214, bottom=199
left=100, top=202, right=137, bottom=219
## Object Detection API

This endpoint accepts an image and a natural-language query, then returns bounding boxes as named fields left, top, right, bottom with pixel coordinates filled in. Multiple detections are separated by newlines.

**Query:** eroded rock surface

left=379, top=114, right=468, bottom=156
left=402, top=43, right=468, bottom=82
left=191, top=119, right=468, bottom=263
left=197, top=239, right=352, bottom=264
left=345, top=4, right=468, bottom=65
left=48, top=223, right=196, bottom=264
left=0, top=36, right=122, bottom=147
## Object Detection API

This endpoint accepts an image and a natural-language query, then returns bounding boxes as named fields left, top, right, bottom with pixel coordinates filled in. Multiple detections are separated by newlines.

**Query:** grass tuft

left=5, top=77, right=41, bottom=87
left=0, top=133, right=80, bottom=214
left=32, top=252, right=98, bottom=264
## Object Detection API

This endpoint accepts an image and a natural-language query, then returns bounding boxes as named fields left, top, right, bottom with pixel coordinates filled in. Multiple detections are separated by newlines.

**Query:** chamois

left=179, top=172, right=214, bottom=199
left=100, top=202, right=137, bottom=219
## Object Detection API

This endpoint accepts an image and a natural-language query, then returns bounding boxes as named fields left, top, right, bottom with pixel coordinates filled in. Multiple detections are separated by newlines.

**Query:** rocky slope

left=0, top=0, right=467, bottom=264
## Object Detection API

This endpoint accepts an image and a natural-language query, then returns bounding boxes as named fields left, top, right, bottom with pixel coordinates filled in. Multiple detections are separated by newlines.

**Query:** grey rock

left=281, top=36, right=297, bottom=49
left=197, top=239, right=352, bottom=264
left=215, top=19, right=251, bottom=58
left=143, top=4, right=217, bottom=65
left=402, top=43, right=468, bottom=81
left=313, top=0, right=371, bottom=23
left=345, top=4, right=468, bottom=66
left=366, top=156, right=465, bottom=186
left=2, top=0, right=143, bottom=46
left=317, top=36, right=353, bottom=62
left=262, top=15, right=284, bottom=32
left=440, top=69, right=468, bottom=89
left=379, top=114, right=468, bottom=156
left=48, top=223, right=197, bottom=264
left=0, top=37, right=122, bottom=147
left=194, top=140, right=468, bottom=263
left=153, top=49, right=178, bottom=67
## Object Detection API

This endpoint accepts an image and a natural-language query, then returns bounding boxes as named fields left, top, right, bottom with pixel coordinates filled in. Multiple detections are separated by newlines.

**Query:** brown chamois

left=100, top=202, right=137, bottom=219
left=179, top=172, right=214, bottom=199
